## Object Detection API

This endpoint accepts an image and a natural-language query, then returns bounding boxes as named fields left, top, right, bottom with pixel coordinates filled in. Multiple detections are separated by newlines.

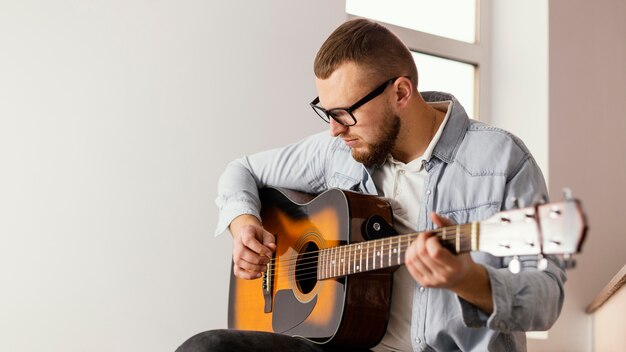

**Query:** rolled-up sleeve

left=458, top=259, right=566, bottom=331
left=458, top=153, right=567, bottom=331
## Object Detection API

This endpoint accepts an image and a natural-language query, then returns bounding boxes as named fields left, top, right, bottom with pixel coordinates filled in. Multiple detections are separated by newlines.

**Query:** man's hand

left=230, top=214, right=276, bottom=280
left=405, top=212, right=493, bottom=314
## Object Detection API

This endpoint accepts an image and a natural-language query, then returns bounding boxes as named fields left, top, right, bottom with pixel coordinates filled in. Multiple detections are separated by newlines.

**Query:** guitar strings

left=259, top=220, right=543, bottom=282
left=267, top=223, right=474, bottom=267
left=267, top=234, right=471, bottom=282
left=259, top=224, right=476, bottom=281
left=271, top=226, right=474, bottom=273
left=265, top=218, right=538, bottom=270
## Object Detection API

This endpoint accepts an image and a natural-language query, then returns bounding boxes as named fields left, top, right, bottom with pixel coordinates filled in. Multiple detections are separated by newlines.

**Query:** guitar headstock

left=477, top=190, right=588, bottom=270
left=536, top=194, right=588, bottom=257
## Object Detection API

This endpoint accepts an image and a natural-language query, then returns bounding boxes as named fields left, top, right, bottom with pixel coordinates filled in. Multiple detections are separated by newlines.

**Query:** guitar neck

left=317, top=223, right=479, bottom=280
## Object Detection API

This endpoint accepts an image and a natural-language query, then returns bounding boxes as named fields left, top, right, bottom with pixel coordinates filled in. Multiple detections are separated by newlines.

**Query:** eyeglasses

left=310, top=77, right=400, bottom=126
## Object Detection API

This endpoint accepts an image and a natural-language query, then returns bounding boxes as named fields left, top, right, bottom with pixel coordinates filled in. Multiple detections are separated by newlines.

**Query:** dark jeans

left=175, top=329, right=372, bottom=352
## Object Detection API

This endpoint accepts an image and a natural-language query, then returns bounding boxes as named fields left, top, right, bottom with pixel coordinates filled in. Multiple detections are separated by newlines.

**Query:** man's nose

left=329, top=118, right=347, bottom=137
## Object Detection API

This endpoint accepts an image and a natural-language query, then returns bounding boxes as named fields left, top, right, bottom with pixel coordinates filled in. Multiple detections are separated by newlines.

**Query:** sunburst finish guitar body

left=228, top=187, right=395, bottom=348
left=228, top=187, right=587, bottom=348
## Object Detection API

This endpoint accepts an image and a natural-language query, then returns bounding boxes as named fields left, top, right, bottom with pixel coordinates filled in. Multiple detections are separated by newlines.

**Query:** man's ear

left=394, top=77, right=413, bottom=108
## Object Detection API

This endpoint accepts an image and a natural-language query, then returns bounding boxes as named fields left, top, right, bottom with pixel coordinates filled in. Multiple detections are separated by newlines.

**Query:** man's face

left=315, top=63, right=400, bottom=167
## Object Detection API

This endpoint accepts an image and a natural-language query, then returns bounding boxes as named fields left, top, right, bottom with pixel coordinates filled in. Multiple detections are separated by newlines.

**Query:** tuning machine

left=562, top=187, right=574, bottom=201
left=508, top=256, right=521, bottom=274
left=532, top=194, right=548, bottom=206
left=562, top=253, right=576, bottom=269
left=537, top=254, right=548, bottom=271
left=509, top=197, right=522, bottom=209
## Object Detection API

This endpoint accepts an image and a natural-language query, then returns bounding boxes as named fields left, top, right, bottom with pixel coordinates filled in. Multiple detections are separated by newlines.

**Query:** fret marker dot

left=393, top=249, right=397, bottom=253
left=341, top=258, right=344, bottom=263
left=332, top=260, right=335, bottom=264
left=356, top=265, right=360, bottom=271
left=377, top=251, right=380, bottom=256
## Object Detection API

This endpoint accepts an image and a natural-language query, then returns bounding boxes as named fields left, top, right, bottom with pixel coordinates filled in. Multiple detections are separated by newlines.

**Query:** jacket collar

left=421, top=91, right=470, bottom=164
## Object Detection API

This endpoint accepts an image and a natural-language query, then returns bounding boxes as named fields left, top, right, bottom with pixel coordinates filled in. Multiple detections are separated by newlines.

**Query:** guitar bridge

left=262, top=242, right=276, bottom=313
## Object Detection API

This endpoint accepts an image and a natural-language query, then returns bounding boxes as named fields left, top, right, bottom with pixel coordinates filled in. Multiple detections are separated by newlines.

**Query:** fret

left=406, top=235, right=411, bottom=266
left=341, top=245, right=345, bottom=276
left=356, top=243, right=363, bottom=272
left=318, top=249, right=322, bottom=280
left=330, top=247, right=334, bottom=277
left=366, top=241, right=370, bottom=271
left=322, top=248, right=327, bottom=280
left=344, top=245, right=348, bottom=275
left=379, top=238, right=383, bottom=269
left=350, top=244, right=356, bottom=273
left=347, top=244, right=351, bottom=274
left=456, top=225, right=460, bottom=253
left=396, top=235, right=401, bottom=265
left=330, top=247, right=335, bottom=278
left=328, top=247, right=332, bottom=279
left=387, top=236, right=391, bottom=267
left=372, top=240, right=377, bottom=270
left=471, top=222, right=479, bottom=251
left=349, top=245, right=353, bottom=275
left=318, top=249, right=326, bottom=279
left=349, top=243, right=354, bottom=273
left=336, top=246, right=340, bottom=277
left=332, top=246, right=336, bottom=277
left=334, top=246, right=338, bottom=277
left=325, top=247, right=329, bottom=279
left=326, top=247, right=330, bottom=279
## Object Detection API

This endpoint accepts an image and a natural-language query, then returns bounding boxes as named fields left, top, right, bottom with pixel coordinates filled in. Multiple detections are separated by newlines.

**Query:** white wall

left=539, top=0, right=626, bottom=351
left=491, top=0, right=549, bottom=177
left=494, top=1, right=626, bottom=351
left=0, top=1, right=345, bottom=351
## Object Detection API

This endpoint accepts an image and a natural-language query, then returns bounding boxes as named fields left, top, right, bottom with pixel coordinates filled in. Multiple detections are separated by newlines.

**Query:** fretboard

left=317, top=223, right=479, bottom=280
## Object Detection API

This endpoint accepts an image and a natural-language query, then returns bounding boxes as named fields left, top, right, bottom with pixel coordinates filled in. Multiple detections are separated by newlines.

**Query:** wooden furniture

left=586, top=264, right=626, bottom=352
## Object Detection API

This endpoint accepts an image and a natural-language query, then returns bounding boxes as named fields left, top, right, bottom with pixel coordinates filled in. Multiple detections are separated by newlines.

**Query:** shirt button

left=416, top=336, right=421, bottom=344
left=426, top=190, right=431, bottom=195
left=420, top=287, right=425, bottom=292
left=399, top=169, right=405, bottom=175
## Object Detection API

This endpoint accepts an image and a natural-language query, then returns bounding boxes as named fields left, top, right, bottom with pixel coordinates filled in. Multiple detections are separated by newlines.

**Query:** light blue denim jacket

left=216, top=92, right=566, bottom=352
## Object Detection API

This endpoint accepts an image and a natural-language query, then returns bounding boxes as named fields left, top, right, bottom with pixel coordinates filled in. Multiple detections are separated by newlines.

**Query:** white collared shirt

left=371, top=101, right=451, bottom=352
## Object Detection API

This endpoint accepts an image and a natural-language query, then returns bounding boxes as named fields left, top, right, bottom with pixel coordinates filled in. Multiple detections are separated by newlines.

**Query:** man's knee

left=175, top=329, right=231, bottom=352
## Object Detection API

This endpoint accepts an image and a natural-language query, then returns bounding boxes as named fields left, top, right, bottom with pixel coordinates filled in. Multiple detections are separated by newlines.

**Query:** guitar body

left=228, top=187, right=395, bottom=348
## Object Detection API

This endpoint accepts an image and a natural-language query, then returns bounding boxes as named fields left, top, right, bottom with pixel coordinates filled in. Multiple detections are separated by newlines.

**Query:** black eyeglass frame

left=310, top=76, right=407, bottom=126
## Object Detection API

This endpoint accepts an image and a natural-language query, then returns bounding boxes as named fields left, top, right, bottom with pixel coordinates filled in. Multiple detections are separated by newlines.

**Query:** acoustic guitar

left=228, top=187, right=587, bottom=348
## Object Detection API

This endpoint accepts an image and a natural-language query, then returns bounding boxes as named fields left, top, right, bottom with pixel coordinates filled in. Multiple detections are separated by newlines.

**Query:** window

left=346, top=0, right=477, bottom=43
left=346, top=0, right=491, bottom=120
left=411, top=52, right=475, bottom=120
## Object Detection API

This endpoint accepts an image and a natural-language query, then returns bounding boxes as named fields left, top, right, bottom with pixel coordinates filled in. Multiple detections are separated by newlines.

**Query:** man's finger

left=241, top=231, right=273, bottom=258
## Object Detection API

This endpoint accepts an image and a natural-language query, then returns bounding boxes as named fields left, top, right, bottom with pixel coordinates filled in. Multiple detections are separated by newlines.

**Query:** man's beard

left=351, top=114, right=401, bottom=167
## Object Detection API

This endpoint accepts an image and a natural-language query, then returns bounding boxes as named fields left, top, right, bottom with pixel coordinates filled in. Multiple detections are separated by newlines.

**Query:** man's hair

left=314, top=18, right=418, bottom=90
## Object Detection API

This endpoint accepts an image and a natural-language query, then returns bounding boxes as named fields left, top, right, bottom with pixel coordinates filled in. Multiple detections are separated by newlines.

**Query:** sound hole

left=296, top=241, right=319, bottom=295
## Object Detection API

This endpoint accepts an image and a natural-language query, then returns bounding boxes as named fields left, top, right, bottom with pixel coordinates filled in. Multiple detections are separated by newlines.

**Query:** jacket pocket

left=327, top=172, right=360, bottom=190
left=438, top=201, right=501, bottom=225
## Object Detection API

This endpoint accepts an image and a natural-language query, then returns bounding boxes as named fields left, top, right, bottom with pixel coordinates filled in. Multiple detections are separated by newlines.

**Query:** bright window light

left=412, top=52, right=476, bottom=119
left=346, top=0, right=477, bottom=43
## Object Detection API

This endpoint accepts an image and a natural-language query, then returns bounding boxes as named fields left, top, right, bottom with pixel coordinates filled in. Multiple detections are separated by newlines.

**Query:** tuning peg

left=508, top=256, right=521, bottom=274
left=533, top=194, right=548, bottom=205
left=562, top=188, right=573, bottom=201
left=562, top=253, right=577, bottom=269
left=537, top=254, right=548, bottom=271
left=510, top=197, right=520, bottom=209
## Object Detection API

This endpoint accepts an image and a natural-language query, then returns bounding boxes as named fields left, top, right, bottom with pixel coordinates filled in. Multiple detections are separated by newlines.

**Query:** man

left=178, top=18, right=565, bottom=352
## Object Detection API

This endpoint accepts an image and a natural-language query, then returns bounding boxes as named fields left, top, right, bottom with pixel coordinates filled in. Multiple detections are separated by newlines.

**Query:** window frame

left=346, top=0, right=492, bottom=122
